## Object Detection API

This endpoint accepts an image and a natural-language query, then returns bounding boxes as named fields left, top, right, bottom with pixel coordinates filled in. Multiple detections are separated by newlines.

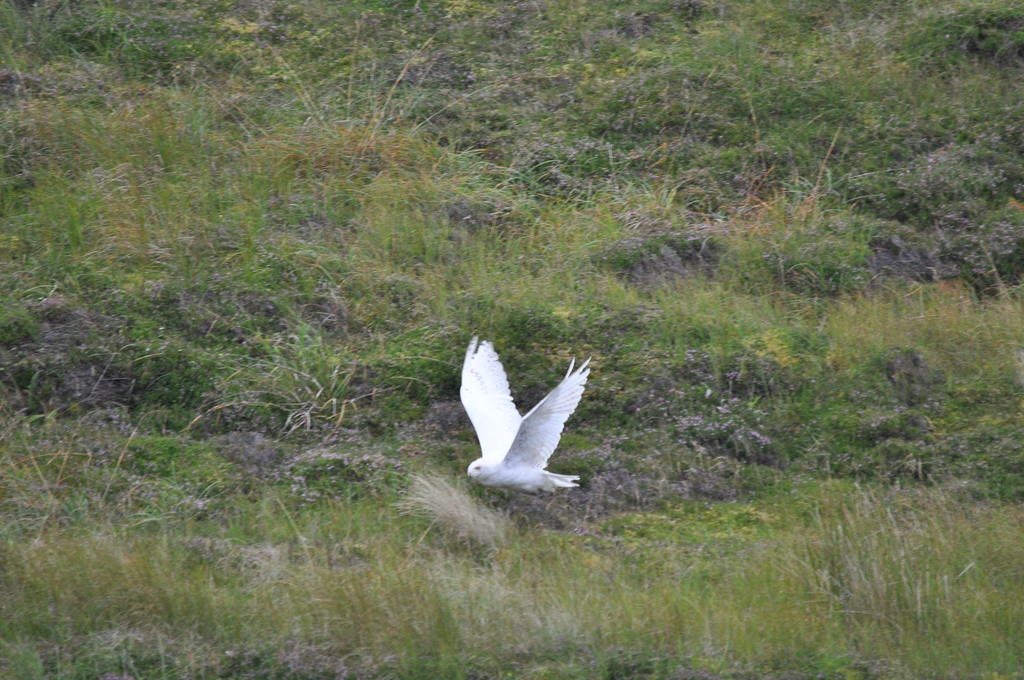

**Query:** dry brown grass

left=399, top=472, right=511, bottom=548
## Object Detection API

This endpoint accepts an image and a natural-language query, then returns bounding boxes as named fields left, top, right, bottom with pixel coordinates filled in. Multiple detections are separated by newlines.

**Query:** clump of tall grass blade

left=764, top=484, right=1024, bottom=673
left=400, top=472, right=510, bottom=548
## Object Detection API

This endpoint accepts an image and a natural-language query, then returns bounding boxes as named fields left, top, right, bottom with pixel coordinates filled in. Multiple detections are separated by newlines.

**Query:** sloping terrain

left=1, top=1, right=1023, bottom=677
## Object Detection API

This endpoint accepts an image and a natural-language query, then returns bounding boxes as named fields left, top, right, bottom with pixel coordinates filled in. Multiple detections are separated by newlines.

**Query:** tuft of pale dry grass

left=399, top=472, right=510, bottom=548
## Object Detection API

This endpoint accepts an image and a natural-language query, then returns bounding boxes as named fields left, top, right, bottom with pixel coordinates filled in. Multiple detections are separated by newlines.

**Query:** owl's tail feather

left=541, top=471, right=579, bottom=491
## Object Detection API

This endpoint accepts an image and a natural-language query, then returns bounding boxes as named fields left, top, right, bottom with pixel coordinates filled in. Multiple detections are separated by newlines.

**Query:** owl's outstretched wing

left=501, top=357, right=590, bottom=470
left=460, top=337, right=522, bottom=463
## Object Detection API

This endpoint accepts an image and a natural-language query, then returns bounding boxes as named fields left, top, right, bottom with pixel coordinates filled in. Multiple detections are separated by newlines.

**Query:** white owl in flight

left=460, top=337, right=591, bottom=492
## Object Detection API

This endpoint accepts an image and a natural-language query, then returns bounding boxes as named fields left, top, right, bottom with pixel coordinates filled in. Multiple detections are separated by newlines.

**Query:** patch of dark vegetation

left=357, top=274, right=423, bottom=326
left=569, top=648, right=868, bottom=680
left=187, top=401, right=280, bottom=438
left=339, top=328, right=464, bottom=432
left=597, top=228, right=719, bottom=286
left=884, top=348, right=945, bottom=407
left=869, top=139, right=1024, bottom=227
left=796, top=363, right=957, bottom=484
left=419, top=399, right=469, bottom=436
left=935, top=206, right=1024, bottom=291
left=279, top=445, right=406, bottom=502
left=937, top=427, right=1024, bottom=499
left=828, top=419, right=1024, bottom=495
left=593, top=648, right=678, bottom=680
left=617, top=11, right=660, bottom=39
left=477, top=1, right=547, bottom=42
left=76, top=405, right=137, bottom=436
left=508, top=131, right=629, bottom=194
left=628, top=349, right=790, bottom=437
left=58, top=362, right=136, bottom=410
left=673, top=397, right=778, bottom=466
left=864, top=437, right=936, bottom=483
left=131, top=343, right=219, bottom=427
left=0, top=293, right=228, bottom=427
left=212, top=431, right=286, bottom=476
left=752, top=216, right=877, bottom=297
left=0, top=69, right=41, bottom=98
left=0, top=118, right=41, bottom=192
left=215, top=640, right=355, bottom=680
left=299, top=293, right=349, bottom=335
left=50, top=4, right=214, bottom=81
left=491, top=432, right=764, bottom=531
left=138, top=279, right=287, bottom=344
left=19, top=634, right=359, bottom=680
left=443, top=196, right=512, bottom=234
left=577, top=304, right=664, bottom=342
left=0, top=305, right=39, bottom=346
left=396, top=49, right=475, bottom=89
left=495, top=464, right=683, bottom=530
left=443, top=299, right=571, bottom=370
left=717, top=351, right=797, bottom=400
left=583, top=64, right=727, bottom=141
left=864, top=410, right=933, bottom=444
left=867, top=137, right=1024, bottom=290
left=868, top=234, right=957, bottom=282
left=0, top=296, right=133, bottom=414
left=909, top=6, right=1024, bottom=65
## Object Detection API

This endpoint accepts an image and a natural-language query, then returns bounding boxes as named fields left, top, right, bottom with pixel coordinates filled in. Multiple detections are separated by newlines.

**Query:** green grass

left=2, top=482, right=1022, bottom=678
left=2, top=0, right=1024, bottom=676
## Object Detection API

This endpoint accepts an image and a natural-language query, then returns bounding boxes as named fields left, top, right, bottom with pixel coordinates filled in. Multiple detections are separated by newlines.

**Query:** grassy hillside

left=2, top=0, right=1023, bottom=677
